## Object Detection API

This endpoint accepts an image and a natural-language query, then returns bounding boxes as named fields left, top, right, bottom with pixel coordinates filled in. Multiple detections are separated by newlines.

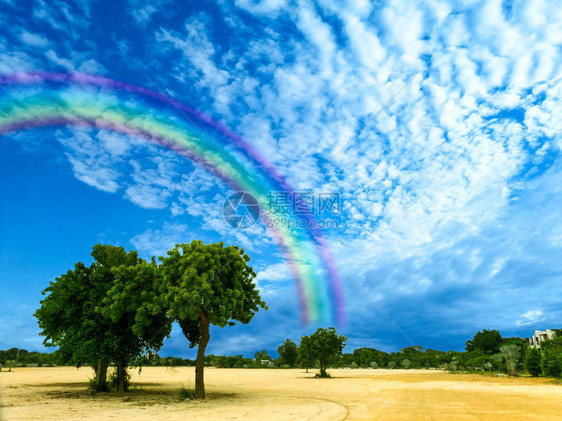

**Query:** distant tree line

left=8, top=328, right=561, bottom=379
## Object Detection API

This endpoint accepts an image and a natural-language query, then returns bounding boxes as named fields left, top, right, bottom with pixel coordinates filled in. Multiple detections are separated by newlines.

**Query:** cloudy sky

left=0, top=0, right=561, bottom=358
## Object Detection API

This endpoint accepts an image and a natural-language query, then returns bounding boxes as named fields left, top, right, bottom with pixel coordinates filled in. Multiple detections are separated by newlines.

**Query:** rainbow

left=0, top=72, right=344, bottom=325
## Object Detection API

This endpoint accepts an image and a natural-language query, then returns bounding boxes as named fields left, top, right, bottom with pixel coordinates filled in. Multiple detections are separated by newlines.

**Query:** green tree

left=540, top=333, right=562, bottom=378
left=298, top=345, right=316, bottom=372
left=278, top=339, right=299, bottom=368
left=35, top=245, right=168, bottom=392
left=299, top=327, right=347, bottom=378
left=160, top=241, right=267, bottom=399
left=359, top=348, right=374, bottom=368
left=401, top=359, right=411, bottom=369
left=499, top=344, right=520, bottom=376
left=525, top=348, right=542, bottom=377
left=465, top=329, right=502, bottom=354
left=254, top=350, right=272, bottom=366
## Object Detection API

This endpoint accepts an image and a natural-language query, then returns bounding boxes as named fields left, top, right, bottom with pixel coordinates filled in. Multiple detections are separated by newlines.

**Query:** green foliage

left=160, top=241, right=266, bottom=398
left=401, top=359, right=411, bottom=369
left=88, top=377, right=110, bottom=392
left=388, top=361, right=397, bottom=369
left=179, top=387, right=196, bottom=400
left=359, top=349, right=374, bottom=368
left=34, top=244, right=170, bottom=392
left=540, top=333, right=562, bottom=378
left=160, top=241, right=266, bottom=340
left=278, top=339, right=298, bottom=368
left=109, top=367, right=131, bottom=391
left=254, top=350, right=272, bottom=363
left=499, top=344, right=520, bottom=376
left=525, top=348, right=542, bottom=376
left=211, top=355, right=249, bottom=368
left=465, top=329, right=502, bottom=354
left=299, top=328, right=348, bottom=378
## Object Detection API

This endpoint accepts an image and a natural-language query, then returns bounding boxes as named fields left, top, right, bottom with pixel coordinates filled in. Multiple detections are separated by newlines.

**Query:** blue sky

left=1, top=0, right=561, bottom=358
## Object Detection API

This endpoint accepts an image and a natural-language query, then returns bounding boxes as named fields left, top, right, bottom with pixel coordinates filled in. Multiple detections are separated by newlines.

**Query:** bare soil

left=1, top=367, right=561, bottom=420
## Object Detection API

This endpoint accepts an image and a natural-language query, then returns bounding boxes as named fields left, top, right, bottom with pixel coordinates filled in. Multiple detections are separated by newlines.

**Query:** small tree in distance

left=254, top=350, right=272, bottom=366
left=278, top=339, right=298, bottom=368
left=299, top=327, right=348, bottom=378
left=359, top=348, right=374, bottom=368
left=499, top=344, right=520, bottom=376
left=465, top=329, right=502, bottom=354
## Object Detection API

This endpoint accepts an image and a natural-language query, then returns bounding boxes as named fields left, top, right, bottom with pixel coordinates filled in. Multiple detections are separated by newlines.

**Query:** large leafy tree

left=278, top=339, right=299, bottom=367
left=299, top=327, right=348, bottom=378
left=160, top=241, right=267, bottom=399
left=35, top=244, right=168, bottom=392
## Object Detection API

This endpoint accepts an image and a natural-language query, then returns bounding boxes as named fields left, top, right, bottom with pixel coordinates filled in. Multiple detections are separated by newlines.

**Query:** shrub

left=179, top=387, right=196, bottom=400
left=388, top=361, right=397, bottom=369
left=525, top=348, right=542, bottom=377
left=540, top=334, right=562, bottom=378
left=370, top=361, right=378, bottom=369
left=499, top=344, right=520, bottom=376
left=110, top=368, right=130, bottom=391
left=88, top=377, right=111, bottom=392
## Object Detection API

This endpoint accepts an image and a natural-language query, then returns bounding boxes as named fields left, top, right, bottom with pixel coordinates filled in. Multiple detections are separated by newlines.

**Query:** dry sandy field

left=1, top=366, right=561, bottom=420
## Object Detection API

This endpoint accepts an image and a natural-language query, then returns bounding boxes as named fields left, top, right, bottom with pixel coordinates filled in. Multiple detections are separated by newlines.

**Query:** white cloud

left=19, top=31, right=48, bottom=48
left=58, top=129, right=122, bottom=193
left=234, top=0, right=289, bottom=17
left=255, top=262, right=291, bottom=283
left=516, top=310, right=544, bottom=327
left=131, top=223, right=193, bottom=257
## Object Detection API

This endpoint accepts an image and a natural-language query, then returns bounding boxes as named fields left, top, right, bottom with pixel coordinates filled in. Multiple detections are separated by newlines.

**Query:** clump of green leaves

left=540, top=333, right=562, bottom=378
left=525, top=348, right=542, bottom=377
left=278, top=339, right=298, bottom=368
left=179, top=387, right=196, bottom=400
left=110, top=367, right=131, bottom=391
left=88, top=377, right=110, bottom=392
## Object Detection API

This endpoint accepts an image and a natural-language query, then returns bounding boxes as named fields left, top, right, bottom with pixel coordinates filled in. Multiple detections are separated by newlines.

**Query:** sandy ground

left=1, top=367, right=561, bottom=420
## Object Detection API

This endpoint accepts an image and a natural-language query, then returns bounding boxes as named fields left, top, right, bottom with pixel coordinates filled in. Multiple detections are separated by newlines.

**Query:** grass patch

left=179, top=387, right=196, bottom=400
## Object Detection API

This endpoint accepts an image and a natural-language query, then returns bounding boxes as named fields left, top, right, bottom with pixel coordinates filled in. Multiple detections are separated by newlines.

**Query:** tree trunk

left=96, top=359, right=108, bottom=392
left=195, top=311, right=210, bottom=399
left=116, top=359, right=126, bottom=392
left=319, top=359, right=327, bottom=377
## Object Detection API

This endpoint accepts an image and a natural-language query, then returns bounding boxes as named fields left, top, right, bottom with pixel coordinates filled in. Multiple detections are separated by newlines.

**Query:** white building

left=527, top=329, right=557, bottom=349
